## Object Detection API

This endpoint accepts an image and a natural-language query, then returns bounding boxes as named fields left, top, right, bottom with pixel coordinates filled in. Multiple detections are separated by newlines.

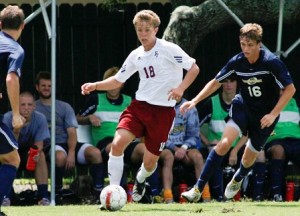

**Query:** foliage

left=101, top=0, right=127, bottom=12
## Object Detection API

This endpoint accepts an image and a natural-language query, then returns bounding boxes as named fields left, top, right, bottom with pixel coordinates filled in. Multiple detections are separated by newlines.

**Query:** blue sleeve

left=63, top=103, right=78, bottom=128
left=33, top=114, right=50, bottom=142
left=268, top=58, right=293, bottom=88
left=2, top=112, right=13, bottom=130
left=184, top=108, right=200, bottom=148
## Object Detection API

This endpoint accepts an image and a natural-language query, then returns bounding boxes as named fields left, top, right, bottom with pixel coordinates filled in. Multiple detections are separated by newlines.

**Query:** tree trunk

left=163, top=0, right=300, bottom=55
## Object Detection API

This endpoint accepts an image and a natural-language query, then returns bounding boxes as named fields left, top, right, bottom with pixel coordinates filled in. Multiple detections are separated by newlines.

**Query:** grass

left=2, top=201, right=300, bottom=216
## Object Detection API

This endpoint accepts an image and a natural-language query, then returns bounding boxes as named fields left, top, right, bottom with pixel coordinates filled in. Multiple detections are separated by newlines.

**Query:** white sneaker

left=181, top=186, right=202, bottom=203
left=224, top=179, right=242, bottom=199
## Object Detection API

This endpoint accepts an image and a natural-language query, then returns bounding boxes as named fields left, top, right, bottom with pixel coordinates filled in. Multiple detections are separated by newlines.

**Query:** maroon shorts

left=117, top=100, right=175, bottom=156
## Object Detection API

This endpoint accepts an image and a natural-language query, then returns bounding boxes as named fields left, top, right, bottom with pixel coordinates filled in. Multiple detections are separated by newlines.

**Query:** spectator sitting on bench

left=2, top=91, right=50, bottom=206
left=34, top=71, right=103, bottom=203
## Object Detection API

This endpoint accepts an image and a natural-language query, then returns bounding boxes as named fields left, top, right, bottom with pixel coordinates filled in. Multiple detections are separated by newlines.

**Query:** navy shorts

left=265, top=137, right=300, bottom=166
left=229, top=94, right=278, bottom=151
left=0, top=121, right=18, bottom=154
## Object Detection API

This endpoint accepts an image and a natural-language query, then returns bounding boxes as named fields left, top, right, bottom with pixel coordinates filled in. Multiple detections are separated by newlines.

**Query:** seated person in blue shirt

left=35, top=71, right=103, bottom=202
left=2, top=91, right=50, bottom=206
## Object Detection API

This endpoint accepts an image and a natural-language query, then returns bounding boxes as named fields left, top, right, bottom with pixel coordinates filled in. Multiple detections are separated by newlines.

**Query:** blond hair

left=240, top=23, right=263, bottom=43
left=133, top=10, right=161, bottom=28
left=103, top=66, right=119, bottom=80
left=0, top=5, right=24, bottom=30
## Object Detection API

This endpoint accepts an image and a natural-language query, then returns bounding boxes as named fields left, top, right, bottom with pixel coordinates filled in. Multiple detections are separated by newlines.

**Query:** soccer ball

left=100, top=185, right=127, bottom=211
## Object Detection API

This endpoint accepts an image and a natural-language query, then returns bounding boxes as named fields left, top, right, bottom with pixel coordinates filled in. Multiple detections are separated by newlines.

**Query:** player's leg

left=78, top=143, right=104, bottom=200
left=132, top=148, right=159, bottom=202
left=54, top=145, right=68, bottom=193
left=0, top=124, right=20, bottom=209
left=182, top=122, right=240, bottom=202
left=251, top=150, right=267, bottom=201
left=108, top=128, right=135, bottom=185
left=267, top=141, right=287, bottom=201
left=35, top=149, right=50, bottom=205
left=159, top=149, right=174, bottom=203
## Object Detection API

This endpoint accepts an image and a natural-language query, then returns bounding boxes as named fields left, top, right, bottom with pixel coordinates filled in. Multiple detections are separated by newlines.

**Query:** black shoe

left=0, top=211, right=7, bottom=216
left=132, top=179, right=146, bottom=202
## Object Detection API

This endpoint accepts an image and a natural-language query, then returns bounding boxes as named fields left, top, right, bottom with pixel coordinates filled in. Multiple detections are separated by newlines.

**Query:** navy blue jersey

left=0, top=31, right=24, bottom=112
left=215, top=49, right=293, bottom=115
left=0, top=31, right=24, bottom=84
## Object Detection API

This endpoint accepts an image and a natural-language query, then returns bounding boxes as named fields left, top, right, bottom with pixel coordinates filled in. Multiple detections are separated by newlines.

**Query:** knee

left=85, top=147, right=102, bottom=163
left=215, top=139, right=232, bottom=155
left=2, top=150, right=20, bottom=167
left=269, top=145, right=285, bottom=159
left=55, top=151, right=66, bottom=167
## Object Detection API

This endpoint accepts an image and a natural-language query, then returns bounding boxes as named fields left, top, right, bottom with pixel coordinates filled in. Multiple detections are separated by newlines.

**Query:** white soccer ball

left=100, top=185, right=127, bottom=211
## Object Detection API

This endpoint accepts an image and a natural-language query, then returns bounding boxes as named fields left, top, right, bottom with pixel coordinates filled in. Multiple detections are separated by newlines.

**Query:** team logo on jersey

left=154, top=51, right=159, bottom=58
left=159, top=142, right=165, bottom=152
left=242, top=77, right=262, bottom=85
left=174, top=56, right=182, bottom=63
left=120, top=65, right=126, bottom=73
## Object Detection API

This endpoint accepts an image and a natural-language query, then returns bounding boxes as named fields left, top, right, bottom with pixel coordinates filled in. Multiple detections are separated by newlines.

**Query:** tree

left=163, top=0, right=300, bottom=55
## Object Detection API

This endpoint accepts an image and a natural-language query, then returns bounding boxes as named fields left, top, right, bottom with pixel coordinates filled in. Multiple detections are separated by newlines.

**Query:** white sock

left=136, top=163, right=157, bottom=183
left=108, top=153, right=124, bottom=185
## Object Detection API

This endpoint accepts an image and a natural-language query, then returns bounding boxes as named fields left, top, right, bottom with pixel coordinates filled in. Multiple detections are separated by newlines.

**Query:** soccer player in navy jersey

left=81, top=10, right=199, bottom=203
left=0, top=5, right=26, bottom=214
left=180, top=23, right=296, bottom=202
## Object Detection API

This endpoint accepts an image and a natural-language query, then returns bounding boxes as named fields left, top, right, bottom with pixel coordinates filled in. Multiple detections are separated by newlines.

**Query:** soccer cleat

left=38, top=198, right=51, bottom=206
left=181, top=186, right=202, bottom=203
left=132, top=180, right=146, bottom=202
left=1, top=198, right=10, bottom=206
left=224, top=179, right=242, bottom=199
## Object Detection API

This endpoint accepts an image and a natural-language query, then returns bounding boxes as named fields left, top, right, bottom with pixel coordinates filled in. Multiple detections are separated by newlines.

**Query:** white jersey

left=115, top=38, right=195, bottom=107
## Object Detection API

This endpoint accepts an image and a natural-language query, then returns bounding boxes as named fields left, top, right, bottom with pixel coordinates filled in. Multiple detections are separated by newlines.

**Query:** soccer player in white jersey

left=81, top=10, right=199, bottom=202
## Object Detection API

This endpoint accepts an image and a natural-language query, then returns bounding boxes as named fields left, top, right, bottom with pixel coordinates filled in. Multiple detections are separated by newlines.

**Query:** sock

left=55, top=166, right=65, bottom=191
left=252, top=162, right=266, bottom=199
left=196, top=149, right=224, bottom=191
left=233, top=162, right=253, bottom=182
left=209, top=166, right=223, bottom=201
left=163, top=189, right=173, bottom=200
left=146, top=168, right=161, bottom=196
left=136, top=163, right=157, bottom=183
left=90, top=163, right=105, bottom=190
left=37, top=184, right=49, bottom=199
left=270, top=159, right=284, bottom=196
left=108, top=153, right=124, bottom=185
left=0, top=164, right=17, bottom=205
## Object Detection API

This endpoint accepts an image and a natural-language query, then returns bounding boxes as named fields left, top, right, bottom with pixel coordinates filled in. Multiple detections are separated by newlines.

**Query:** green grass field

left=2, top=201, right=300, bottom=216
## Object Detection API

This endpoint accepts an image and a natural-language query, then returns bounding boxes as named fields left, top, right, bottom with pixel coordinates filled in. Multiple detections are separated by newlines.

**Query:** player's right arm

left=6, top=72, right=24, bottom=130
left=81, top=76, right=123, bottom=95
left=180, top=79, right=222, bottom=114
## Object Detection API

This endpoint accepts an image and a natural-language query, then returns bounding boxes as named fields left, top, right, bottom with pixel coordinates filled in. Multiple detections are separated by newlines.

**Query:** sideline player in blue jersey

left=0, top=5, right=26, bottom=215
left=180, top=23, right=296, bottom=202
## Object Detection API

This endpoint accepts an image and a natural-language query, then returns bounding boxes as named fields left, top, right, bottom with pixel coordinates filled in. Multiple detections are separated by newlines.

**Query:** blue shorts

left=0, top=121, right=18, bottom=154
left=265, top=137, right=300, bottom=166
left=229, top=94, right=278, bottom=151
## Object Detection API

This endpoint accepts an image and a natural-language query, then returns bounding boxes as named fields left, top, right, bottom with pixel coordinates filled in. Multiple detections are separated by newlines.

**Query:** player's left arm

left=169, top=63, right=199, bottom=100
left=261, top=83, right=296, bottom=129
